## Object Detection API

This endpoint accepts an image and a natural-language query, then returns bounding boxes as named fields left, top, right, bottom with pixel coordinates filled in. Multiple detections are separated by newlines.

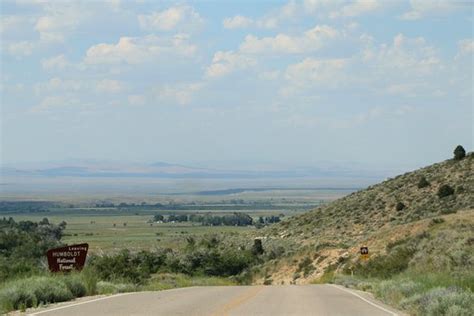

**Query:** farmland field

left=1, top=188, right=355, bottom=252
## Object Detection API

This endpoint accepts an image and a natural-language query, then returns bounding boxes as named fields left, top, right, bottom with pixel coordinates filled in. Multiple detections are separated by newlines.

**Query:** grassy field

left=4, top=188, right=350, bottom=252
left=9, top=214, right=254, bottom=252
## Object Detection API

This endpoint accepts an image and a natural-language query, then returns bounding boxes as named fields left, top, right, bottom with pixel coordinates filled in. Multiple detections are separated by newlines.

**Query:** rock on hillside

left=256, top=153, right=473, bottom=285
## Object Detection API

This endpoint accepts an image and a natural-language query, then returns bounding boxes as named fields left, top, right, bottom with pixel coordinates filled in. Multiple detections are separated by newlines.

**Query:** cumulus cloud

left=205, top=51, right=256, bottom=78
left=303, top=0, right=343, bottom=13
left=84, top=34, right=197, bottom=64
left=223, top=15, right=254, bottom=29
left=363, top=33, right=440, bottom=75
left=0, top=15, right=32, bottom=34
left=239, top=25, right=339, bottom=54
left=34, top=3, right=84, bottom=42
left=41, top=55, right=70, bottom=70
left=330, top=0, right=381, bottom=18
left=30, top=95, right=78, bottom=113
left=222, top=1, right=301, bottom=30
left=456, top=39, right=474, bottom=59
left=138, top=5, right=204, bottom=31
left=34, top=78, right=83, bottom=95
left=7, top=41, right=34, bottom=57
left=400, top=0, right=469, bottom=20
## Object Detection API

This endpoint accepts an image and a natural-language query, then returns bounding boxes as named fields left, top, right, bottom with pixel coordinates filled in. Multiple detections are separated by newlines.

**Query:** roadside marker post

left=360, top=246, right=369, bottom=260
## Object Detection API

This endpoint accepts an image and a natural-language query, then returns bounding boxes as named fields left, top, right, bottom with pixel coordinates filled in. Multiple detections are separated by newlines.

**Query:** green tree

left=396, top=202, right=406, bottom=211
left=438, top=184, right=455, bottom=198
left=417, top=176, right=430, bottom=188
left=453, top=145, right=466, bottom=160
left=153, top=214, right=164, bottom=221
left=252, top=239, right=264, bottom=256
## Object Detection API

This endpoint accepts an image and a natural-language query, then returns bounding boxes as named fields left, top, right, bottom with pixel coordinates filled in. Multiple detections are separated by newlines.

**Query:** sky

left=1, top=0, right=473, bottom=170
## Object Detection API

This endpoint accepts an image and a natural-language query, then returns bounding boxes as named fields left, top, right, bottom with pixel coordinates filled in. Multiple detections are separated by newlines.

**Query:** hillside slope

left=257, top=153, right=473, bottom=285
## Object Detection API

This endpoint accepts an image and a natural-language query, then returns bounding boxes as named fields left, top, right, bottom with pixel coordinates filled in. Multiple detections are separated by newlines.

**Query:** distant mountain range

left=0, top=160, right=399, bottom=180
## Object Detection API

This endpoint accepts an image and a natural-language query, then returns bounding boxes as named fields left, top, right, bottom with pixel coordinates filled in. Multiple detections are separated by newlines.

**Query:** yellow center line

left=210, top=286, right=264, bottom=316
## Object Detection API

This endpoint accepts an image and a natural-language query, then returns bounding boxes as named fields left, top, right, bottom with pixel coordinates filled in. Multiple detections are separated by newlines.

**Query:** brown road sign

left=46, top=243, right=89, bottom=272
left=360, top=246, right=369, bottom=260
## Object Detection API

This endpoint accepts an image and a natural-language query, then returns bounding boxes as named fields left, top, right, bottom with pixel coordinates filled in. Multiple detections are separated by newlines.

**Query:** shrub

left=456, top=186, right=465, bottom=194
left=252, top=239, right=264, bottom=256
left=417, top=176, right=430, bottom=188
left=263, top=277, right=273, bottom=285
left=80, top=267, right=98, bottom=295
left=429, top=218, right=445, bottom=226
left=453, top=145, right=466, bottom=160
left=401, top=287, right=474, bottom=316
left=437, top=185, right=455, bottom=198
left=375, top=279, right=423, bottom=304
left=30, top=277, right=73, bottom=305
left=355, top=243, right=416, bottom=278
left=396, top=202, right=406, bottom=211
left=0, top=283, right=36, bottom=312
left=64, top=274, right=87, bottom=297
left=296, top=257, right=315, bottom=277
left=0, top=276, right=75, bottom=313
left=96, top=281, right=137, bottom=294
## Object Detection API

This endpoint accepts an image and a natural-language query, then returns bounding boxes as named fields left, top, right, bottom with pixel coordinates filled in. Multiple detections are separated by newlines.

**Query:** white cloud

left=456, top=39, right=474, bottom=59
left=330, top=0, right=381, bottom=18
left=155, top=82, right=203, bottom=105
left=96, top=79, right=124, bottom=93
left=205, top=51, right=256, bottom=78
left=239, top=25, right=339, bottom=54
left=41, top=55, right=69, bottom=70
left=7, top=41, right=34, bottom=57
left=84, top=34, right=197, bottom=64
left=31, top=95, right=79, bottom=113
left=34, top=78, right=83, bottom=95
left=138, top=5, right=203, bottom=31
left=222, top=1, right=302, bottom=31
left=34, top=4, right=83, bottom=42
left=400, top=0, right=469, bottom=20
left=303, top=0, right=343, bottom=13
left=363, top=33, right=440, bottom=75
left=250, top=1, right=299, bottom=29
left=0, top=15, right=31, bottom=33
left=7, top=41, right=35, bottom=58
left=223, top=15, right=254, bottom=29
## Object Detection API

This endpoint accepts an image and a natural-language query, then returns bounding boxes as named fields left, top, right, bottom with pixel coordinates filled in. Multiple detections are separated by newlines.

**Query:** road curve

left=27, top=285, right=401, bottom=316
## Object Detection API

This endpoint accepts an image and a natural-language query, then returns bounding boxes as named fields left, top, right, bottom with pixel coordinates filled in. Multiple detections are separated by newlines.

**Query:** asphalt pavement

left=26, top=284, right=402, bottom=316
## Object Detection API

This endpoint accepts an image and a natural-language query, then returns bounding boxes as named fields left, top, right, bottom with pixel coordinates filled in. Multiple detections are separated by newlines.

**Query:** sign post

left=360, top=246, right=369, bottom=260
left=46, top=243, right=89, bottom=272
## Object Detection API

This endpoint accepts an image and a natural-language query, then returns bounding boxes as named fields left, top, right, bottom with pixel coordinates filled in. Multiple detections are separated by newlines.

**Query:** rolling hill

left=257, top=152, right=473, bottom=286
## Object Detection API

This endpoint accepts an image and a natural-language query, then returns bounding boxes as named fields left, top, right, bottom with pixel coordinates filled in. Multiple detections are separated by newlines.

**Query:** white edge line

left=329, top=284, right=398, bottom=316
left=27, top=286, right=199, bottom=316
left=27, top=293, right=134, bottom=315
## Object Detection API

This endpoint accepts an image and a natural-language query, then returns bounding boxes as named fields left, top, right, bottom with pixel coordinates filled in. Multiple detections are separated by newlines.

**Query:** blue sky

left=1, top=0, right=472, bottom=169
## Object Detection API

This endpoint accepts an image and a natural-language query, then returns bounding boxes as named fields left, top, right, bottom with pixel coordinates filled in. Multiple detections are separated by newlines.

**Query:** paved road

left=27, top=285, right=401, bottom=316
